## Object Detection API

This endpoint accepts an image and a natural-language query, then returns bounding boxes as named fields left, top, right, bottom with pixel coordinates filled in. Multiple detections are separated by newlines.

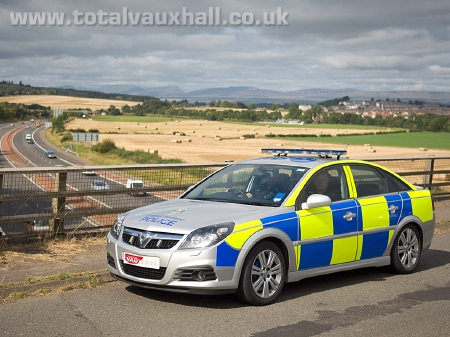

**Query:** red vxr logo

left=124, top=253, right=143, bottom=264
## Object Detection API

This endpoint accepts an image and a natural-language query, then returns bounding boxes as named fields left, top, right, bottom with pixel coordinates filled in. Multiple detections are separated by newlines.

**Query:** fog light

left=193, top=270, right=206, bottom=281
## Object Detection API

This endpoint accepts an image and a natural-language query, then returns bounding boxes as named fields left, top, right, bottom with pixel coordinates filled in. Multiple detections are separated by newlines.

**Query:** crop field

left=66, top=117, right=450, bottom=163
left=0, top=95, right=141, bottom=110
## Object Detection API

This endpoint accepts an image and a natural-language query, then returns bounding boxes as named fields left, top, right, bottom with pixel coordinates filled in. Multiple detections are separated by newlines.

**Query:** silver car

left=107, top=149, right=435, bottom=305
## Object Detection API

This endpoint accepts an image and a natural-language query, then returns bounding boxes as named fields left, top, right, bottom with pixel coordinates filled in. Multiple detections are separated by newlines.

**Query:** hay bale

left=240, top=136, right=246, bottom=140
left=197, top=123, right=202, bottom=126
left=115, top=127, right=120, bottom=130
left=182, top=139, right=192, bottom=142
left=364, top=144, right=371, bottom=147
left=198, top=135, right=204, bottom=137
left=192, top=130, right=195, bottom=133
left=367, top=148, right=376, bottom=153
left=419, top=147, right=428, bottom=151
left=152, top=127, right=158, bottom=130
left=266, top=125, right=270, bottom=128
left=214, top=137, right=222, bottom=141
left=171, top=139, right=182, bottom=143
left=276, top=143, right=284, bottom=146
left=142, top=126, right=147, bottom=128
left=148, top=149, right=158, bottom=154
left=135, top=123, right=139, bottom=125
left=175, top=132, right=181, bottom=136
left=217, top=127, right=221, bottom=130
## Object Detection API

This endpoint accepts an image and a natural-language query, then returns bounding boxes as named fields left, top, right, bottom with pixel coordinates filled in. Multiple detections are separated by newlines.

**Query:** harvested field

left=0, top=95, right=140, bottom=110
left=66, top=119, right=450, bottom=163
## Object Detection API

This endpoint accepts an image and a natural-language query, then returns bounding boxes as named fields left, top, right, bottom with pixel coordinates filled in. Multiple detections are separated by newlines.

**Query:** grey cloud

left=1, top=0, right=450, bottom=93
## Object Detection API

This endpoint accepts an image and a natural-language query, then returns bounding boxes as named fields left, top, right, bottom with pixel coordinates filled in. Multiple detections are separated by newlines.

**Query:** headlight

left=179, top=222, right=235, bottom=249
left=110, top=214, right=126, bottom=239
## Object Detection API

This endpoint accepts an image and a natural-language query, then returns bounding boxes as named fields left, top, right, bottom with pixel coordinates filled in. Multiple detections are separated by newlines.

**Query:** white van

left=126, top=179, right=146, bottom=196
left=25, top=134, right=32, bottom=140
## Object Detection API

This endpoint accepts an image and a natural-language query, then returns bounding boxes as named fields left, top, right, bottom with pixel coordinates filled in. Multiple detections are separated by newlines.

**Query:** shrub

left=92, top=139, right=117, bottom=153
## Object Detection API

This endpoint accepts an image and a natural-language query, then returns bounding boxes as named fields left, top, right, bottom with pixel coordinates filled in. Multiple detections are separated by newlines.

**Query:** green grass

left=280, top=132, right=450, bottom=150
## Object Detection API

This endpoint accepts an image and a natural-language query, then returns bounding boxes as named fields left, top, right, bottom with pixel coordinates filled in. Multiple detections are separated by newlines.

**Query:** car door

left=347, top=164, right=402, bottom=261
left=295, top=165, right=359, bottom=270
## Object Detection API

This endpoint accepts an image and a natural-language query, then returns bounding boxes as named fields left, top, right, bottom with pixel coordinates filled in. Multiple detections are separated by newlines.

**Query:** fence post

left=422, top=158, right=435, bottom=190
left=0, top=171, right=3, bottom=219
left=51, top=172, right=67, bottom=233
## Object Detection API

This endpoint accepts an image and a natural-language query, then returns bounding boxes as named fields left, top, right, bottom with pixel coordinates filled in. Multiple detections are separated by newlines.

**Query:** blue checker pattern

left=331, top=201, right=359, bottom=235
left=216, top=241, right=240, bottom=267
left=384, top=194, right=403, bottom=226
left=261, top=212, right=299, bottom=241
left=399, top=192, right=413, bottom=221
left=299, top=240, right=333, bottom=270
left=360, top=231, right=389, bottom=260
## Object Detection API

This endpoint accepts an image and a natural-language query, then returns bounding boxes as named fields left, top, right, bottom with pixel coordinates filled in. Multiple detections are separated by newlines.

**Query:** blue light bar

left=261, top=148, right=347, bottom=159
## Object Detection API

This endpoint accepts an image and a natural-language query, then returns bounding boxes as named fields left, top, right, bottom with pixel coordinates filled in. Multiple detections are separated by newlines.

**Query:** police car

left=106, top=149, right=435, bottom=305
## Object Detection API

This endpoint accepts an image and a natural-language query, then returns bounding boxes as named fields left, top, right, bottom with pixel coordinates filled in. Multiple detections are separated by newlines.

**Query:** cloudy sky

left=1, top=0, right=450, bottom=92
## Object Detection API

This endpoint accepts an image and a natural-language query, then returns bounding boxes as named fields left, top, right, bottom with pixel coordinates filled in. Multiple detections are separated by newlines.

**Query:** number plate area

left=123, top=252, right=160, bottom=269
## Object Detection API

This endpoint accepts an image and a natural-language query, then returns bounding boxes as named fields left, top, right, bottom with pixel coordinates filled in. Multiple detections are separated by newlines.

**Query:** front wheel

left=390, top=224, right=422, bottom=274
left=236, top=241, right=286, bottom=306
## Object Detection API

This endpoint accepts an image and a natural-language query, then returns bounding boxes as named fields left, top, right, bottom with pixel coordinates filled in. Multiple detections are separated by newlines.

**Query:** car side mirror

left=301, top=194, right=332, bottom=210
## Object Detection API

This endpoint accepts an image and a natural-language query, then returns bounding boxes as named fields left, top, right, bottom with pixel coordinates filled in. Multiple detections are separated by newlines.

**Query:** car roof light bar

left=261, top=148, right=347, bottom=160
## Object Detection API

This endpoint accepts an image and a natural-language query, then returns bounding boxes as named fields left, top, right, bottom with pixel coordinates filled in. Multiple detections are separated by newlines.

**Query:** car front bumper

left=106, top=233, right=239, bottom=295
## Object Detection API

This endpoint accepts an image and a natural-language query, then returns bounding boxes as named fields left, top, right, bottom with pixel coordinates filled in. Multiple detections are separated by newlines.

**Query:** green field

left=282, top=132, right=450, bottom=150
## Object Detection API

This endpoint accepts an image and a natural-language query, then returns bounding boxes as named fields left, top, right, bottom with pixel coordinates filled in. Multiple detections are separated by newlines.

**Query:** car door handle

left=343, top=212, right=356, bottom=221
left=388, top=205, right=399, bottom=214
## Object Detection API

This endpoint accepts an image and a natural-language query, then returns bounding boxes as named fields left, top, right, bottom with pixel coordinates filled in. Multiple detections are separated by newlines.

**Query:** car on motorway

left=25, top=219, right=50, bottom=233
left=27, top=139, right=34, bottom=144
left=25, top=134, right=32, bottom=140
left=106, top=148, right=435, bottom=306
left=45, top=149, right=57, bottom=158
left=82, top=170, right=97, bottom=176
left=126, top=179, right=146, bottom=196
left=10, top=123, right=14, bottom=127
left=91, top=180, right=109, bottom=190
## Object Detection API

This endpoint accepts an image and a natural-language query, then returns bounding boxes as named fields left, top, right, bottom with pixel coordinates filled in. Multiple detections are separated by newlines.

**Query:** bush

left=60, top=133, right=72, bottom=142
left=92, top=139, right=117, bottom=153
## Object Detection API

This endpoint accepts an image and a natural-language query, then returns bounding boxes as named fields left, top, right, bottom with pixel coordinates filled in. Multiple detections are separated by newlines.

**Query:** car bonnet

left=120, top=198, right=278, bottom=234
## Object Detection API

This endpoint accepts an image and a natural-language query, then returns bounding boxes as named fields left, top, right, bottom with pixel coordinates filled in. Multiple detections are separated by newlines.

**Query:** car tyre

left=236, top=241, right=285, bottom=306
left=390, top=224, right=422, bottom=274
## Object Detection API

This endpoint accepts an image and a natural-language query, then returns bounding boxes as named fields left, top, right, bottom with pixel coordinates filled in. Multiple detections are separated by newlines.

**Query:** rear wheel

left=236, top=241, right=285, bottom=306
left=390, top=224, right=422, bottom=274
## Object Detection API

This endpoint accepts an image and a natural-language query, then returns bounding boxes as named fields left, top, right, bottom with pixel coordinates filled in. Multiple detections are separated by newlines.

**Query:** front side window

left=296, top=165, right=349, bottom=208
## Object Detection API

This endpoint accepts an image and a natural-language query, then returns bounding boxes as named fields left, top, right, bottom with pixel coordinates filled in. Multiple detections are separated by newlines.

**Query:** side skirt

left=286, top=256, right=390, bottom=283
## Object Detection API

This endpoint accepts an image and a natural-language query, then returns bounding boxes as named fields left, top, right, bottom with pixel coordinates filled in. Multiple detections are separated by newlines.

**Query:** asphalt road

left=0, top=123, right=165, bottom=234
left=1, top=232, right=449, bottom=337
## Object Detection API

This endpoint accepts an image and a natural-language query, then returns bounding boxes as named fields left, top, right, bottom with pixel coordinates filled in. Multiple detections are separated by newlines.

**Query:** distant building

left=298, top=104, right=312, bottom=111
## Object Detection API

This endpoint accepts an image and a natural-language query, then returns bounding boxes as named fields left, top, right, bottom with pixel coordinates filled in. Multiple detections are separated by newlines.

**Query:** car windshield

left=94, top=181, right=106, bottom=186
left=182, top=163, right=309, bottom=206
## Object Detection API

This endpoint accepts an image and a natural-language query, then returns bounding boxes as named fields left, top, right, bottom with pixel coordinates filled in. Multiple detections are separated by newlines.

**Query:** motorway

left=0, top=122, right=165, bottom=234
left=0, top=232, right=449, bottom=336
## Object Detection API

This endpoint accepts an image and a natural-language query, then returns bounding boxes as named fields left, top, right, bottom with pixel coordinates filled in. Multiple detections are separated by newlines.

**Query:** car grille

left=119, top=260, right=166, bottom=280
left=122, top=227, right=183, bottom=249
